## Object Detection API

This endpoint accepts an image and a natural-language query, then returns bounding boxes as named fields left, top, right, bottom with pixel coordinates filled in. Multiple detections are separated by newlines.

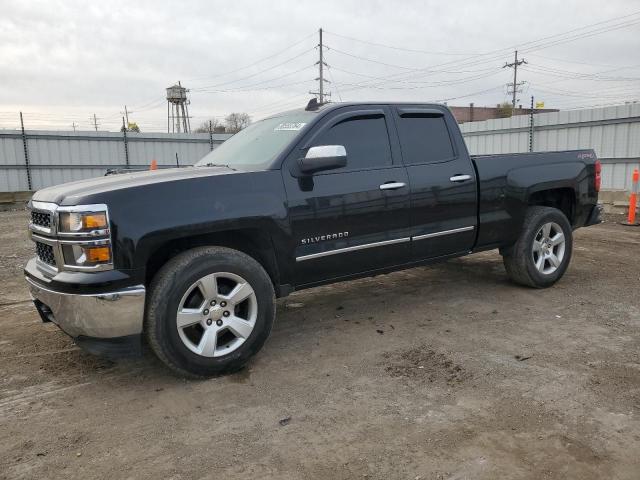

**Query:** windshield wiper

left=200, top=163, right=237, bottom=171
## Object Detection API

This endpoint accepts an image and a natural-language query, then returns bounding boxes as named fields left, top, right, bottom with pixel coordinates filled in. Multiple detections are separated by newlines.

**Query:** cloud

left=1, top=0, right=638, bottom=131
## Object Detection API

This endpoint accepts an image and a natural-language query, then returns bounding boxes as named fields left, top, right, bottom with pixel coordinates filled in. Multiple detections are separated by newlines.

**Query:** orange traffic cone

left=150, top=159, right=158, bottom=171
left=623, top=168, right=639, bottom=226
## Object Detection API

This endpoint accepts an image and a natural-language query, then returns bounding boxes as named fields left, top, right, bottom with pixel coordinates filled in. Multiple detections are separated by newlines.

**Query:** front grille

left=31, top=211, right=52, bottom=229
left=35, top=242, right=56, bottom=266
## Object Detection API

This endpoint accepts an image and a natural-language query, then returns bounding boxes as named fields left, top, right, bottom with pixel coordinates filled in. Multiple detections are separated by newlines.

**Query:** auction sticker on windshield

left=274, top=122, right=306, bottom=131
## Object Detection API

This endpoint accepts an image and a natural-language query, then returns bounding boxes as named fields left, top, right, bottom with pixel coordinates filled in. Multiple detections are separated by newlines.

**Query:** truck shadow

left=26, top=253, right=512, bottom=385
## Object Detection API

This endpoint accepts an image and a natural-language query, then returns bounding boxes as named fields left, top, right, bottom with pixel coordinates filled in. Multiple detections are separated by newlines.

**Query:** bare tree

left=194, top=118, right=221, bottom=133
left=224, top=113, right=251, bottom=133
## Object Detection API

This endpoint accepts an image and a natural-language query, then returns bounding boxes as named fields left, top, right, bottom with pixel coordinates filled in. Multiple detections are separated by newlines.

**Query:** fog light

left=84, top=246, right=111, bottom=263
left=62, top=244, right=112, bottom=267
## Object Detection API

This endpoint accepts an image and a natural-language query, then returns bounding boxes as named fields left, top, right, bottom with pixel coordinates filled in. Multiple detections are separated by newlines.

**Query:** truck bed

left=470, top=149, right=598, bottom=250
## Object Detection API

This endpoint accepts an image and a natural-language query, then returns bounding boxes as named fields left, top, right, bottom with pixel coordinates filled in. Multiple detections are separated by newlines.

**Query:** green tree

left=121, top=122, right=140, bottom=133
left=497, top=102, right=513, bottom=118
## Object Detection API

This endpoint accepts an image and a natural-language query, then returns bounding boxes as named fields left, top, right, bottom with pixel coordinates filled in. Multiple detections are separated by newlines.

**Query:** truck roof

left=268, top=100, right=448, bottom=119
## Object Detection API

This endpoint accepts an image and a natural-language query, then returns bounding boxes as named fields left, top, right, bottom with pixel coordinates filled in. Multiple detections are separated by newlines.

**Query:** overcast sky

left=1, top=0, right=639, bottom=131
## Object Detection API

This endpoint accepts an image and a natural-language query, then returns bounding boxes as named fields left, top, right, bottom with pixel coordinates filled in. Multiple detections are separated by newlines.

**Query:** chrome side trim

left=296, top=237, right=410, bottom=262
left=412, top=226, right=475, bottom=241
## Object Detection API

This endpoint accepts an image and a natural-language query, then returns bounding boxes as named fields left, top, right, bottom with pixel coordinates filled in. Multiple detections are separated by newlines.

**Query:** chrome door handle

left=379, top=182, right=406, bottom=190
left=450, top=174, right=471, bottom=183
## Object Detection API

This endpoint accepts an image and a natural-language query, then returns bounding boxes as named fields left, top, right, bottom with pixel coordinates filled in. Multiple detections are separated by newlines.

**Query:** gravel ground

left=0, top=208, right=639, bottom=480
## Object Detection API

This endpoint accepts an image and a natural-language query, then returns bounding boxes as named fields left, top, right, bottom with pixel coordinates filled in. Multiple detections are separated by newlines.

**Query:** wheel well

left=528, top=188, right=576, bottom=225
left=144, top=229, right=280, bottom=293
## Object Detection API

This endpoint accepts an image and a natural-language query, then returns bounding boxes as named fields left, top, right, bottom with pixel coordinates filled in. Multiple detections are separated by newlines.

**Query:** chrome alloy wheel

left=532, top=222, right=566, bottom=275
left=176, top=272, right=258, bottom=357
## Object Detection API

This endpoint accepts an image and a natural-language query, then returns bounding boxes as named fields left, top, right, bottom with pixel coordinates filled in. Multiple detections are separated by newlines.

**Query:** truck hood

left=32, top=166, right=238, bottom=205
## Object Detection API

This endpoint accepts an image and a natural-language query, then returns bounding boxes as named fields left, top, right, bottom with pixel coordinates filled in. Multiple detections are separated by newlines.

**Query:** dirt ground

left=1, top=208, right=639, bottom=480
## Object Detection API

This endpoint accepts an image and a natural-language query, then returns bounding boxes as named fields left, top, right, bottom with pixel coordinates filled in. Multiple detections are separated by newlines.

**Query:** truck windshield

left=195, top=112, right=315, bottom=170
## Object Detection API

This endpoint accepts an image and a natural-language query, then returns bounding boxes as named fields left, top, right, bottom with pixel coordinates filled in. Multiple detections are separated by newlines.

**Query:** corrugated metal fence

left=2, top=104, right=639, bottom=193
left=0, top=130, right=232, bottom=192
left=460, top=104, right=640, bottom=192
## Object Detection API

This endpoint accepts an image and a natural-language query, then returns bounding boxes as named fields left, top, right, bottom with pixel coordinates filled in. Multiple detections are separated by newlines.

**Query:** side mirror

left=298, top=145, right=347, bottom=175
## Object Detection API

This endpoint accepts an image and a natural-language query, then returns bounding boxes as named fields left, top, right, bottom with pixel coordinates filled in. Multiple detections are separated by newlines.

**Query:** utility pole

left=122, top=117, right=130, bottom=166
left=208, top=120, right=214, bottom=151
left=309, top=28, right=330, bottom=104
left=122, top=105, right=130, bottom=127
left=529, top=96, right=535, bottom=153
left=19, top=112, right=32, bottom=191
left=71, top=122, right=77, bottom=132
left=91, top=113, right=99, bottom=132
left=504, top=50, right=527, bottom=112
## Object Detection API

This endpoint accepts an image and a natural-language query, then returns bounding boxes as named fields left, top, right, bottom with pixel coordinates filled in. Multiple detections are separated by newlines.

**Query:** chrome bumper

left=26, top=277, right=145, bottom=338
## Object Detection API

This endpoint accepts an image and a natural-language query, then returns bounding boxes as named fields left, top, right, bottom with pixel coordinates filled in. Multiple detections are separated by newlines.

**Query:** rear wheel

left=146, top=246, right=275, bottom=378
left=502, top=206, right=573, bottom=288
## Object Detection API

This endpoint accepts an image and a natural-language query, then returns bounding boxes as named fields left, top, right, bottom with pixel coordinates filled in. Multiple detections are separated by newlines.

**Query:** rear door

left=282, top=105, right=412, bottom=286
left=392, top=106, right=478, bottom=260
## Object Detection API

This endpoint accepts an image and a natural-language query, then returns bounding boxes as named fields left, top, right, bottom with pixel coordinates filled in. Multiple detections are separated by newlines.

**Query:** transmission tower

left=166, top=81, right=192, bottom=133
left=503, top=50, right=527, bottom=110
left=309, top=28, right=331, bottom=104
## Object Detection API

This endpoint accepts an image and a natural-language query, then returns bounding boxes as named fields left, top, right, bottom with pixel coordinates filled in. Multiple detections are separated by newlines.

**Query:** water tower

left=166, top=82, right=191, bottom=133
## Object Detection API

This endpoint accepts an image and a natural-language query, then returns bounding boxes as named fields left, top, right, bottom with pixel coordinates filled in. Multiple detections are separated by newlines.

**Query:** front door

left=283, top=106, right=412, bottom=287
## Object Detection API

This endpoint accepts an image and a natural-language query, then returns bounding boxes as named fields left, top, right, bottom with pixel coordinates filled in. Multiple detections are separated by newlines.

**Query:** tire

left=145, top=246, right=275, bottom=378
left=502, top=206, right=573, bottom=288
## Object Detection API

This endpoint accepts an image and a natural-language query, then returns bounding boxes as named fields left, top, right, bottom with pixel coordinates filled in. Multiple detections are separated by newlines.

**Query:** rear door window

left=396, top=114, right=455, bottom=165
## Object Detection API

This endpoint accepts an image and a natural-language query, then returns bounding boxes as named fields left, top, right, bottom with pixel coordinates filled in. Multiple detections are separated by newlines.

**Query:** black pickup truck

left=25, top=101, right=602, bottom=377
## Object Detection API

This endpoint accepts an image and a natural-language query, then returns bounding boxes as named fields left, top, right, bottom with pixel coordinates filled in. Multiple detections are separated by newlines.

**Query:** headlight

left=53, top=204, right=113, bottom=271
left=58, top=211, right=108, bottom=233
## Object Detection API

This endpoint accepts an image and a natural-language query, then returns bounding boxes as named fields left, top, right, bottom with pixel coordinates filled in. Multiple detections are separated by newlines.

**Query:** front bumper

left=26, top=276, right=146, bottom=352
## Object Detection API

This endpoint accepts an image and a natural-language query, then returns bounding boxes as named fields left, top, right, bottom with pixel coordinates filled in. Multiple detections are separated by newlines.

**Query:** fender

left=99, top=170, right=292, bottom=284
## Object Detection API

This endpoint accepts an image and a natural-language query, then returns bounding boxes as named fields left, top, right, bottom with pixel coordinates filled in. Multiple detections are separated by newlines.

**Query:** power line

left=323, top=30, right=482, bottom=56
left=329, top=11, right=640, bottom=96
left=184, top=32, right=316, bottom=83
left=329, top=64, right=503, bottom=88
left=526, top=52, right=639, bottom=70
left=191, top=64, right=314, bottom=94
left=191, top=78, right=315, bottom=94
left=326, top=64, right=342, bottom=102
left=522, top=63, right=640, bottom=81
left=190, top=47, right=315, bottom=90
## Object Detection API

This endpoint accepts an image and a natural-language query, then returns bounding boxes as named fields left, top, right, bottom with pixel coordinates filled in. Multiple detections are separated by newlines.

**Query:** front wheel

left=145, top=246, right=275, bottom=378
left=502, top=206, right=573, bottom=288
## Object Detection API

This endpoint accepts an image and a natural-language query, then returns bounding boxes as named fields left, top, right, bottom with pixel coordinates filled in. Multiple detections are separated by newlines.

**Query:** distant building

left=449, top=103, right=559, bottom=124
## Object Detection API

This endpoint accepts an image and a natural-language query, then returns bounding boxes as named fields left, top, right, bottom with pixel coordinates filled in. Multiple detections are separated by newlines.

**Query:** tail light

left=595, top=160, right=601, bottom=192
